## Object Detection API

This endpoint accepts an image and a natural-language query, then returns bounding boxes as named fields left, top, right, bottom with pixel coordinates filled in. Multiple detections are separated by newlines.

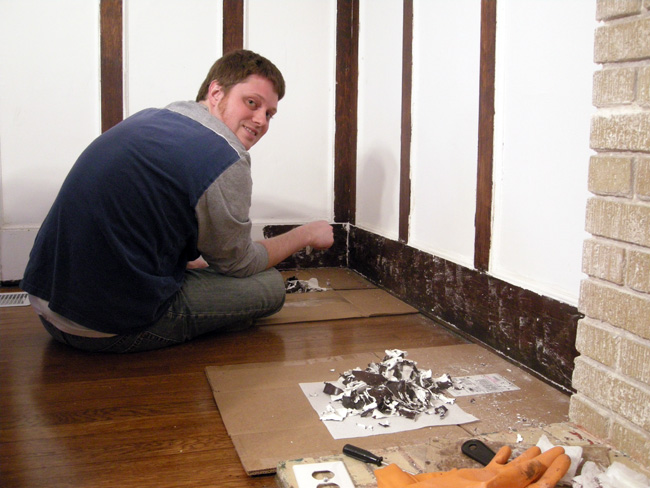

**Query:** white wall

left=490, top=0, right=596, bottom=305
left=356, top=0, right=403, bottom=240
left=0, top=0, right=101, bottom=280
left=354, top=0, right=594, bottom=306
left=246, top=0, right=336, bottom=225
left=0, top=0, right=595, bottom=309
left=409, top=0, right=482, bottom=269
left=124, top=0, right=224, bottom=115
left=0, top=0, right=335, bottom=280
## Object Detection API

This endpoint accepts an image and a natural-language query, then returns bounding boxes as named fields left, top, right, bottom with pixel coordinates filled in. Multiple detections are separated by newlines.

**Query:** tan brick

left=612, top=378, right=650, bottom=430
left=582, top=238, right=626, bottom=284
left=590, top=112, right=650, bottom=152
left=639, top=66, right=650, bottom=107
left=579, top=279, right=650, bottom=339
left=596, top=0, right=643, bottom=20
left=627, top=248, right=650, bottom=292
left=610, top=418, right=650, bottom=469
left=585, top=197, right=650, bottom=247
left=588, top=155, right=633, bottom=196
left=637, top=157, right=650, bottom=199
left=595, top=17, right=650, bottom=62
left=575, top=318, right=620, bottom=366
left=572, top=356, right=615, bottom=400
left=593, top=68, right=636, bottom=106
left=572, top=356, right=650, bottom=430
left=620, top=334, right=650, bottom=383
left=569, top=393, right=611, bottom=441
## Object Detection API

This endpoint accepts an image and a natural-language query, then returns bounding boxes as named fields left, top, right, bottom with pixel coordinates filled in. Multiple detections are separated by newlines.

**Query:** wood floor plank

left=0, top=282, right=468, bottom=488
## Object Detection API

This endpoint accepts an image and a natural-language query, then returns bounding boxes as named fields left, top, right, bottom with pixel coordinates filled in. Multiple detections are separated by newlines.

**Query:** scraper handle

left=461, top=439, right=497, bottom=466
left=343, top=444, right=384, bottom=466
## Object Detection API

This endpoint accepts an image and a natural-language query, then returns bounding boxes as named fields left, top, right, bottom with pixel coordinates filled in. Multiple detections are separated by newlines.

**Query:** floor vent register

left=0, top=291, right=30, bottom=307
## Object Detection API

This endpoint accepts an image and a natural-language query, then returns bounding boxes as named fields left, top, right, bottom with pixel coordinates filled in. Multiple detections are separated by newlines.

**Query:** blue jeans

left=40, top=267, right=285, bottom=353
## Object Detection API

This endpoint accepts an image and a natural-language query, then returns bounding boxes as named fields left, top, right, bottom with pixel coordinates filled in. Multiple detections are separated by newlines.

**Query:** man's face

left=207, top=74, right=279, bottom=150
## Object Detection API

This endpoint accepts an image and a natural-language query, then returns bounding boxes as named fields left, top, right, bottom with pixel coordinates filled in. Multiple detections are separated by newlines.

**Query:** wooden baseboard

left=263, top=223, right=349, bottom=269
left=347, top=226, right=580, bottom=392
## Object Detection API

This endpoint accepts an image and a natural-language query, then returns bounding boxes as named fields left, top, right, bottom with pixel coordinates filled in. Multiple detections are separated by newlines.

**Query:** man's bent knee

left=256, top=268, right=286, bottom=318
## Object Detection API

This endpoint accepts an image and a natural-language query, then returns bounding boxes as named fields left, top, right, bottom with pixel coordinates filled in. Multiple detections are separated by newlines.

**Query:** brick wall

left=569, top=0, right=650, bottom=468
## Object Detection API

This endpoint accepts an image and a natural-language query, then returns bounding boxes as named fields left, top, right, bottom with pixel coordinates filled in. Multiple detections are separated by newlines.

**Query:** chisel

left=342, top=444, right=418, bottom=475
left=342, top=444, right=387, bottom=467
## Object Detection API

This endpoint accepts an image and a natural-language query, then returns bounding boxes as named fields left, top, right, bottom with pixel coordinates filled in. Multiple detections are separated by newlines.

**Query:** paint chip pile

left=320, top=349, right=455, bottom=423
left=285, top=276, right=328, bottom=293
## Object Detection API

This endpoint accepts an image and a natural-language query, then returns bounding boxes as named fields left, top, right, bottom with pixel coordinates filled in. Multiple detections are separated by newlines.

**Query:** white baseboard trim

left=1, top=226, right=39, bottom=282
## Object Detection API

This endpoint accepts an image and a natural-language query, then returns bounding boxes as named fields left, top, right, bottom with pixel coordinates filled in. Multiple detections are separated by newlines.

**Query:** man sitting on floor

left=21, top=49, right=333, bottom=353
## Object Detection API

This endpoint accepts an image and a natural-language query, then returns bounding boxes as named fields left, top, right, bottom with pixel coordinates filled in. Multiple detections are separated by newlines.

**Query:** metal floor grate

left=0, top=291, right=30, bottom=307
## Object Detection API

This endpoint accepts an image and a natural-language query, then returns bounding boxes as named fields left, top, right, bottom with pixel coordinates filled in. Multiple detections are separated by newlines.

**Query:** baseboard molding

left=1, top=227, right=38, bottom=283
left=345, top=226, right=580, bottom=391
left=263, top=223, right=349, bottom=269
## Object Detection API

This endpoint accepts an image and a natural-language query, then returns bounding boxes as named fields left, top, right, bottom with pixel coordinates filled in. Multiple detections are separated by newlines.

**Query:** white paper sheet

left=449, top=374, right=520, bottom=397
left=300, top=381, right=478, bottom=440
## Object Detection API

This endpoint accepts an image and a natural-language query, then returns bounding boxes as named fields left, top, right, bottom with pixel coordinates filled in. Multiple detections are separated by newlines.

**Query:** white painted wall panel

left=490, top=0, right=595, bottom=305
left=246, top=0, right=336, bottom=224
left=356, top=0, right=403, bottom=240
left=0, top=0, right=598, bottom=305
left=0, top=0, right=100, bottom=226
left=125, top=0, right=223, bottom=115
left=409, top=0, right=481, bottom=268
left=0, top=0, right=100, bottom=280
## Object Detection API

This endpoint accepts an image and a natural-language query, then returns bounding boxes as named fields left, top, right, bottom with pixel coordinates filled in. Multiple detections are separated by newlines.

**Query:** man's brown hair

left=196, top=49, right=285, bottom=102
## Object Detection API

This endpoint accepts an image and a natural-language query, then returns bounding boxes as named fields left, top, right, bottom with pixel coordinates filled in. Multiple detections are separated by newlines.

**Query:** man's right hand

left=303, top=220, right=334, bottom=250
left=259, top=220, right=334, bottom=269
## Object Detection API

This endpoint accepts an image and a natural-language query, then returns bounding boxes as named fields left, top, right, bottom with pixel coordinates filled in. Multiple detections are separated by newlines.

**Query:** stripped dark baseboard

left=347, top=226, right=581, bottom=392
left=266, top=223, right=581, bottom=391
left=263, top=223, right=349, bottom=270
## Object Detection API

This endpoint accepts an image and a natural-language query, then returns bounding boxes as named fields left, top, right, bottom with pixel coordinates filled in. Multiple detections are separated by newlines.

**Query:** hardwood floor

left=0, top=293, right=467, bottom=488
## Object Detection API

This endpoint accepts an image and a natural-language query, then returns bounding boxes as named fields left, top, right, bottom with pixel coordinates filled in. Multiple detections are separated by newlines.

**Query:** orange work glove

left=375, top=445, right=571, bottom=488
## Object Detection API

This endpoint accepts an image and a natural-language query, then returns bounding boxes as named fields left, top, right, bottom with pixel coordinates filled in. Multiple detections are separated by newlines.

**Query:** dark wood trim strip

left=348, top=226, right=581, bottom=392
left=334, top=0, right=359, bottom=224
left=223, top=0, right=244, bottom=53
left=100, top=0, right=123, bottom=133
left=474, top=0, right=497, bottom=271
left=399, top=0, right=413, bottom=243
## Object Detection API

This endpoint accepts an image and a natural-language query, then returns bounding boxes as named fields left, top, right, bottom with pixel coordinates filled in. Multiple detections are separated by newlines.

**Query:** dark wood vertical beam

left=334, top=0, right=359, bottom=224
left=100, top=0, right=123, bottom=132
left=223, top=0, right=244, bottom=53
left=399, top=0, right=413, bottom=243
left=474, top=0, right=497, bottom=271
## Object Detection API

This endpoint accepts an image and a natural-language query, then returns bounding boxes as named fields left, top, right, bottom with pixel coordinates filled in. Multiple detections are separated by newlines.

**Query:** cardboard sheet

left=206, top=351, right=467, bottom=475
left=257, top=288, right=418, bottom=326
left=280, top=268, right=376, bottom=290
left=205, top=345, right=570, bottom=475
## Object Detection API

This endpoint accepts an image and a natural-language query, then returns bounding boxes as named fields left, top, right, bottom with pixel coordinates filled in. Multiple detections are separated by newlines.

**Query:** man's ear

left=206, top=80, right=225, bottom=106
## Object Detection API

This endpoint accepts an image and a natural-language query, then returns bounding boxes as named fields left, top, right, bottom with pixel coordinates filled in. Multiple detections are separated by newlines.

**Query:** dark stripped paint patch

left=346, top=226, right=581, bottom=392
left=263, top=224, right=348, bottom=270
